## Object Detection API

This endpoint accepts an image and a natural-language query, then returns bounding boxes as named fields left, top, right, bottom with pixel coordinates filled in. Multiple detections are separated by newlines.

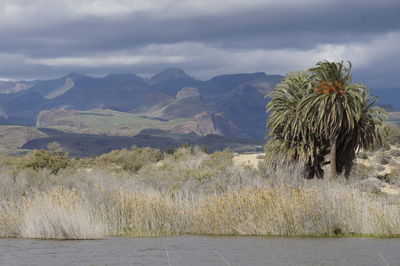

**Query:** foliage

left=1, top=148, right=400, bottom=239
left=11, top=150, right=71, bottom=174
left=376, top=153, right=391, bottom=165
left=389, top=149, right=400, bottom=157
left=47, top=141, right=64, bottom=154
left=265, top=61, right=387, bottom=178
left=96, top=147, right=164, bottom=172
left=384, top=124, right=400, bottom=145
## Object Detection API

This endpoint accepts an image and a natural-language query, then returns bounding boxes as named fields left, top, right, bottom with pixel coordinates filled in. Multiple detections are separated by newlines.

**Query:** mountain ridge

left=0, top=69, right=283, bottom=139
left=2, top=69, right=397, bottom=141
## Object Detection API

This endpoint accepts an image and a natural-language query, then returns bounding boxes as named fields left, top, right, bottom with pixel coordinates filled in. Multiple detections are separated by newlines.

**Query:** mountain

left=0, top=69, right=283, bottom=139
left=2, top=68, right=399, bottom=155
left=371, top=88, right=400, bottom=110
left=0, top=80, right=37, bottom=94
left=149, top=68, right=202, bottom=96
left=150, top=68, right=191, bottom=84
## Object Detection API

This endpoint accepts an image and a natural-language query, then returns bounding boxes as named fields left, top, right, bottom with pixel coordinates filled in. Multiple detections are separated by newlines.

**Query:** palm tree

left=299, top=61, right=366, bottom=178
left=335, top=88, right=387, bottom=177
left=265, top=71, right=328, bottom=178
left=265, top=61, right=386, bottom=179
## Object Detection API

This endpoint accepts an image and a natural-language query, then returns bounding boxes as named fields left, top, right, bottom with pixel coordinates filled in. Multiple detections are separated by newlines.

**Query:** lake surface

left=1, top=236, right=399, bottom=265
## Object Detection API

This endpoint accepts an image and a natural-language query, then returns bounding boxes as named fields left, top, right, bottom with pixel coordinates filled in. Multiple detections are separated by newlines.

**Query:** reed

left=0, top=149, right=399, bottom=239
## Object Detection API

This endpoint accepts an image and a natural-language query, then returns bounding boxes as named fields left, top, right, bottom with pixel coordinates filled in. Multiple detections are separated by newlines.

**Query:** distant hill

left=0, top=125, right=48, bottom=154
left=1, top=69, right=396, bottom=141
left=371, top=88, right=400, bottom=110
left=21, top=128, right=264, bottom=157
left=0, top=69, right=282, bottom=138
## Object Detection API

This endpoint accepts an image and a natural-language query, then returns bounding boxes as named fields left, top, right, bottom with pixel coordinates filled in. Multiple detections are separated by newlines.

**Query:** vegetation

left=265, top=61, right=386, bottom=179
left=4, top=150, right=70, bottom=174
left=38, top=109, right=192, bottom=137
left=0, top=125, right=48, bottom=154
left=95, top=147, right=164, bottom=172
left=0, top=145, right=400, bottom=239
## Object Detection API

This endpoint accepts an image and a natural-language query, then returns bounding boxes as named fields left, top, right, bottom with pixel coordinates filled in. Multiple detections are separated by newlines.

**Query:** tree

left=265, top=71, right=327, bottom=178
left=265, top=61, right=386, bottom=179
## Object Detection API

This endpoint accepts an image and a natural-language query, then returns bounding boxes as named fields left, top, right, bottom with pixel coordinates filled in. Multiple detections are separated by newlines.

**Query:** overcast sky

left=0, top=0, right=399, bottom=88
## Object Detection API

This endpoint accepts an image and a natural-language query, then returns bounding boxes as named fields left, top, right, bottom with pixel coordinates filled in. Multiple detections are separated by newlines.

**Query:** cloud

left=0, top=0, right=399, bottom=88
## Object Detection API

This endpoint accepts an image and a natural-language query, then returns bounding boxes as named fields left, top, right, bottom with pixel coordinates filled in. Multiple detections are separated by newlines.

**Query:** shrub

left=376, top=153, right=391, bottom=165
left=97, top=147, right=163, bottom=172
left=18, top=150, right=70, bottom=174
left=351, top=163, right=375, bottom=180
left=356, top=152, right=368, bottom=160
left=389, top=149, right=400, bottom=157
left=375, top=165, right=385, bottom=172
left=47, top=141, right=64, bottom=154
left=385, top=124, right=400, bottom=145
left=389, top=158, right=399, bottom=167
left=201, top=150, right=234, bottom=169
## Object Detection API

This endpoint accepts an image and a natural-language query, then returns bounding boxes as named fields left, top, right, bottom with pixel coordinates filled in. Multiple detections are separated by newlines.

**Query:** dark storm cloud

left=0, top=0, right=399, bottom=88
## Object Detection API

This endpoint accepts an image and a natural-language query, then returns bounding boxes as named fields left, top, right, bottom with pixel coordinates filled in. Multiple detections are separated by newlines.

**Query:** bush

left=97, top=147, right=163, bottom=172
left=384, top=124, right=400, bottom=145
left=376, top=153, right=391, bottom=165
left=47, top=141, right=64, bottom=154
left=201, top=150, right=234, bottom=169
left=356, top=152, right=369, bottom=159
left=389, top=149, right=400, bottom=157
left=17, top=150, right=70, bottom=174
left=351, top=163, right=375, bottom=180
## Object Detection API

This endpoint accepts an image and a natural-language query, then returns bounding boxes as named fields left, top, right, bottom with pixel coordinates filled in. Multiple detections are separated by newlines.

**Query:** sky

left=0, top=0, right=399, bottom=89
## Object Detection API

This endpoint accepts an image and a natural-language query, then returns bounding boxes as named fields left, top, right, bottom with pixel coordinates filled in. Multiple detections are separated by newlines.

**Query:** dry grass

left=0, top=148, right=400, bottom=239
left=21, top=188, right=107, bottom=239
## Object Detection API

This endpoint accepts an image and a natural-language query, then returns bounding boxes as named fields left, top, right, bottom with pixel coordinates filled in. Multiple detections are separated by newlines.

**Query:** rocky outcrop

left=171, top=112, right=242, bottom=138
left=37, top=109, right=88, bottom=130
left=130, top=91, right=174, bottom=113
left=45, top=77, right=75, bottom=99
left=176, top=87, right=199, bottom=99
left=150, top=68, right=190, bottom=84
left=0, top=81, right=33, bottom=94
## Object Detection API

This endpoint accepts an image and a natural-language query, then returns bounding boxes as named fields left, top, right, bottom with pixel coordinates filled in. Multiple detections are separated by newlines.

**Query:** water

left=1, top=236, right=399, bottom=265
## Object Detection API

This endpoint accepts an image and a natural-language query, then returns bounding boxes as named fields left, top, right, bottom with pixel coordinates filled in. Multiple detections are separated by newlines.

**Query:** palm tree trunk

left=330, top=135, right=337, bottom=178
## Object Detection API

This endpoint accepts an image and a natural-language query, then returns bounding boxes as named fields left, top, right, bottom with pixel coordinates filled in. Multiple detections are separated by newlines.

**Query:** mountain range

left=0, top=68, right=282, bottom=139
left=0, top=68, right=398, bottom=155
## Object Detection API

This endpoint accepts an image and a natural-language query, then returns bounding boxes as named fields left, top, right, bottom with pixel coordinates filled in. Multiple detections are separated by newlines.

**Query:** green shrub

left=97, top=147, right=163, bottom=172
left=165, top=146, right=176, bottom=154
left=201, top=150, right=234, bottom=169
left=385, top=124, right=400, bottom=145
left=386, top=168, right=400, bottom=184
left=20, top=150, right=70, bottom=174
left=46, top=141, right=64, bottom=154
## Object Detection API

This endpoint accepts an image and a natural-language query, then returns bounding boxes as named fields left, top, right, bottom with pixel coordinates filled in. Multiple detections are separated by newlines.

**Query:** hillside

left=0, top=125, right=48, bottom=154
left=0, top=69, right=281, bottom=139
left=36, top=109, right=192, bottom=136
left=1, top=69, right=397, bottom=143
left=21, top=128, right=264, bottom=157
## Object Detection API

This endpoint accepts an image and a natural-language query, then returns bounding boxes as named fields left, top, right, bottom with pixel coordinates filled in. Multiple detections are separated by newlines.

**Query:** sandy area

left=233, top=153, right=264, bottom=168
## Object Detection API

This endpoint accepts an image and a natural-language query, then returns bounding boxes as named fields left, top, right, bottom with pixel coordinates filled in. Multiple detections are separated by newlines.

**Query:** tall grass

left=0, top=147, right=400, bottom=239
left=21, top=188, right=107, bottom=239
